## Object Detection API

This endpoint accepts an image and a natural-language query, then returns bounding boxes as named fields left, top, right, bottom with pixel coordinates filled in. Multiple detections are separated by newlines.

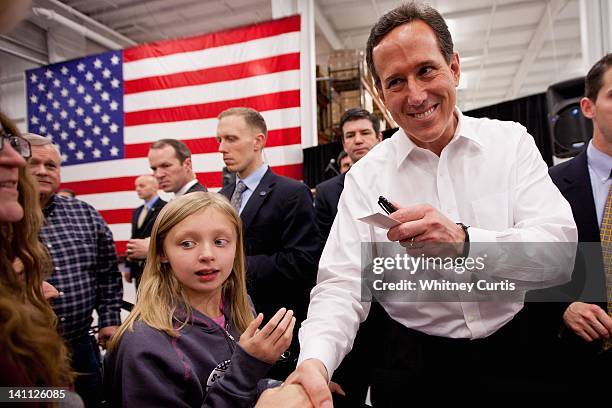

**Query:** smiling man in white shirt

left=286, top=2, right=577, bottom=405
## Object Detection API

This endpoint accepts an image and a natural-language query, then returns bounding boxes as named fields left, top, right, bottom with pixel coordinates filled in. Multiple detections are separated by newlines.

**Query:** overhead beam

left=505, top=0, right=569, bottom=99
left=314, top=0, right=344, bottom=50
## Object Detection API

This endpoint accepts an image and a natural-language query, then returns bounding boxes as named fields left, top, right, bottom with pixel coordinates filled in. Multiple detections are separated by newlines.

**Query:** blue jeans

left=68, top=335, right=102, bottom=408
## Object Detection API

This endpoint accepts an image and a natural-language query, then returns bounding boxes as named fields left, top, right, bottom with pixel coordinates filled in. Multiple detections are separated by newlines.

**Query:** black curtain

left=303, top=141, right=343, bottom=188
left=465, top=93, right=553, bottom=167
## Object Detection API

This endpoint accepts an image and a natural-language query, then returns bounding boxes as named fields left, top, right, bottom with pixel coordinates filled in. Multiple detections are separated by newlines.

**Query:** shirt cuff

left=297, top=339, right=337, bottom=381
left=466, top=226, right=497, bottom=244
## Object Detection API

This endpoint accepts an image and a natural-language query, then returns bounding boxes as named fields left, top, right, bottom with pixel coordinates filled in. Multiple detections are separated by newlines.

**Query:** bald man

left=125, top=175, right=166, bottom=287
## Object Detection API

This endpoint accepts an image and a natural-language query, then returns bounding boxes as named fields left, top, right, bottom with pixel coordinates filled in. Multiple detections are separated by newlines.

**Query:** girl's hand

left=239, top=308, right=295, bottom=364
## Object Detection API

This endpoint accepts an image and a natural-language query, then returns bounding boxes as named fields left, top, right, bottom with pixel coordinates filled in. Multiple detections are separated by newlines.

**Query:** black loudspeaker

left=546, top=77, right=593, bottom=159
left=222, top=166, right=235, bottom=187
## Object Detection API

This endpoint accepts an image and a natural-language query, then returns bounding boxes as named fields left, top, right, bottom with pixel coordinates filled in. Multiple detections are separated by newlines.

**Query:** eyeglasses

left=0, top=131, right=31, bottom=159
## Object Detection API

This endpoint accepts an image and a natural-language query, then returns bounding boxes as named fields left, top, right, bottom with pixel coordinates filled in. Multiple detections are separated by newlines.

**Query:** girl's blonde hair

left=110, top=192, right=253, bottom=351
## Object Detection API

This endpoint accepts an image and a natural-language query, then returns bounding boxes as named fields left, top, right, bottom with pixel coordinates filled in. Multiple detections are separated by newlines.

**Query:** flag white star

left=60, top=66, right=69, bottom=75
left=84, top=116, right=93, bottom=126
left=84, top=94, right=93, bottom=104
left=53, top=122, right=60, bottom=131
left=61, top=153, right=68, bottom=162
left=45, top=113, right=53, bottom=122
left=39, top=125, right=47, bottom=134
left=38, top=104, right=47, bottom=112
left=45, top=70, right=53, bottom=79
left=76, top=107, right=84, bottom=116
left=76, top=151, right=85, bottom=160
left=102, top=68, right=111, bottom=79
left=110, top=101, right=118, bottom=111
left=68, top=98, right=76, bottom=107
left=37, top=83, right=45, bottom=91
left=77, top=85, right=85, bottom=94
left=31, top=116, right=39, bottom=125
left=94, top=81, right=103, bottom=91
left=53, top=79, right=61, bottom=88
left=68, top=120, right=76, bottom=129
left=68, top=141, right=76, bottom=150
left=93, top=148, right=102, bottom=158
left=94, top=58, right=103, bottom=69
left=111, top=78, right=120, bottom=88
left=30, top=73, right=38, bottom=83
left=85, top=71, right=94, bottom=82
left=101, top=136, right=110, bottom=146
left=101, top=92, right=110, bottom=101
left=101, top=114, right=110, bottom=124
left=110, top=146, right=119, bottom=156
left=60, top=110, right=68, bottom=119
left=84, top=139, right=93, bottom=148
left=77, top=63, right=85, bottom=72
left=52, top=101, right=60, bottom=110
left=60, top=88, right=69, bottom=97
left=109, top=123, right=119, bottom=133
left=92, top=126, right=101, bottom=135
left=76, top=128, right=84, bottom=138
left=30, top=94, right=38, bottom=104
left=60, top=131, right=68, bottom=140
left=92, top=104, right=102, bottom=114
left=110, top=55, right=119, bottom=65
left=69, top=76, right=77, bottom=85
left=46, top=91, right=54, bottom=100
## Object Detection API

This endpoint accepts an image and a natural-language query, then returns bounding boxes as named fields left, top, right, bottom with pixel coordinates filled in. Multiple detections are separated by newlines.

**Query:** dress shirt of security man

left=25, top=132, right=122, bottom=407
left=285, top=2, right=577, bottom=406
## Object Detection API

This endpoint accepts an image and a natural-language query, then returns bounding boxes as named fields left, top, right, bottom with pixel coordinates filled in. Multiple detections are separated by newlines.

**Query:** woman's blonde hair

left=0, top=112, right=73, bottom=387
left=110, top=192, right=253, bottom=350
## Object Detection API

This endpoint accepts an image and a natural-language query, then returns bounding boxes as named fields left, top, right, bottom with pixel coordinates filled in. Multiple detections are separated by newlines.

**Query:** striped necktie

left=600, top=184, right=612, bottom=350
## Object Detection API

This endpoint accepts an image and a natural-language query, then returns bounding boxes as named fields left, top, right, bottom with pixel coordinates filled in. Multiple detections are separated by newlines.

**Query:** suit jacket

left=219, top=168, right=319, bottom=327
left=546, top=149, right=607, bottom=354
left=185, top=181, right=207, bottom=194
left=127, top=197, right=167, bottom=281
left=314, top=173, right=346, bottom=250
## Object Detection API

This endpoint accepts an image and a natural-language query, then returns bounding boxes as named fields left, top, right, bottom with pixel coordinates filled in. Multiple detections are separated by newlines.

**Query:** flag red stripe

left=115, top=241, right=127, bottom=256
left=124, top=53, right=300, bottom=94
left=124, top=90, right=300, bottom=126
left=61, top=163, right=303, bottom=196
left=123, top=15, right=300, bottom=62
left=100, top=208, right=133, bottom=225
left=124, top=127, right=302, bottom=158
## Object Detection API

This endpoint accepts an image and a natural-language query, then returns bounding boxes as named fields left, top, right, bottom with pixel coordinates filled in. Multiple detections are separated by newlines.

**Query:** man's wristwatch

left=456, top=222, right=470, bottom=258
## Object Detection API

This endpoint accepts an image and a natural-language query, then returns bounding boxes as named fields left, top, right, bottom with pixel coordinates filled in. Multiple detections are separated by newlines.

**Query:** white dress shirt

left=298, top=109, right=577, bottom=377
left=586, top=140, right=612, bottom=226
left=174, top=179, right=199, bottom=197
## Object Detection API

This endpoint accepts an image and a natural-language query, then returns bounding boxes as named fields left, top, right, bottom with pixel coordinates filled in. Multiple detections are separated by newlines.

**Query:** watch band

left=456, top=222, right=470, bottom=258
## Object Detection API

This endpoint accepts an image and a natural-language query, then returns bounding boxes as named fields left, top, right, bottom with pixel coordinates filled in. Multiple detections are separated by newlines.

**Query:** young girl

left=104, top=192, right=295, bottom=407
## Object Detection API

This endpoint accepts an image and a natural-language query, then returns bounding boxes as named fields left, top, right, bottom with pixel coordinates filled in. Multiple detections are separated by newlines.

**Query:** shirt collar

left=236, top=163, right=268, bottom=192
left=175, top=179, right=198, bottom=197
left=587, top=140, right=612, bottom=182
left=393, top=107, right=485, bottom=168
left=144, top=195, right=159, bottom=209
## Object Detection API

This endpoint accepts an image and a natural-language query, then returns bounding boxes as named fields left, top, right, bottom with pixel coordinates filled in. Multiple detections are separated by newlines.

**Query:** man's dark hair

left=585, top=53, right=612, bottom=101
left=366, top=2, right=454, bottom=90
left=150, top=139, right=192, bottom=163
left=337, top=150, right=349, bottom=164
left=339, top=108, right=380, bottom=140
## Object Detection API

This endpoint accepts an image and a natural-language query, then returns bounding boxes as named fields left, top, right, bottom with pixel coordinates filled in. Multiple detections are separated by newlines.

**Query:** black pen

left=378, top=195, right=398, bottom=215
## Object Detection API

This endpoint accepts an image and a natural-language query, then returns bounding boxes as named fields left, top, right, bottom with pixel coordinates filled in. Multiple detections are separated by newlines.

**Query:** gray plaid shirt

left=40, top=194, right=122, bottom=342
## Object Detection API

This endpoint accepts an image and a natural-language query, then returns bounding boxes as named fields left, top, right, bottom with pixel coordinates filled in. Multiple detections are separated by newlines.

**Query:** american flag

left=26, top=15, right=303, bottom=255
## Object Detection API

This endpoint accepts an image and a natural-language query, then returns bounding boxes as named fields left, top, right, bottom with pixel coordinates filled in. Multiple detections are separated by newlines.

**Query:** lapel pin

left=259, top=191, right=267, bottom=196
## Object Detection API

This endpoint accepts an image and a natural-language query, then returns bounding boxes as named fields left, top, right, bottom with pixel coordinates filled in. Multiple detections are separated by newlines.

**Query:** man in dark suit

left=216, top=107, right=319, bottom=378
left=127, top=139, right=207, bottom=263
left=547, top=53, right=612, bottom=379
left=315, top=108, right=382, bottom=247
left=314, top=108, right=384, bottom=404
left=125, top=175, right=166, bottom=288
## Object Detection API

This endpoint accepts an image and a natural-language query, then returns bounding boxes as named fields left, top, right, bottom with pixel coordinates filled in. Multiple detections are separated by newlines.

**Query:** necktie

left=230, top=181, right=247, bottom=213
left=600, top=184, right=612, bottom=351
left=137, top=205, right=149, bottom=229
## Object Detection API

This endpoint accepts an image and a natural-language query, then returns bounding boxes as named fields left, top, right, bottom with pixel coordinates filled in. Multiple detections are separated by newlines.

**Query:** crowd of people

left=1, top=1, right=611, bottom=407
